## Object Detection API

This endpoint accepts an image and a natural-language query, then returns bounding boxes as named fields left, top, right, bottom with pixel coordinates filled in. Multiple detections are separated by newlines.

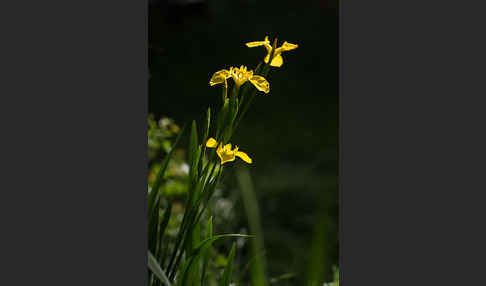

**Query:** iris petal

left=249, top=75, right=270, bottom=93
left=236, top=151, right=252, bottom=164
left=245, top=41, right=267, bottom=47
left=209, top=69, right=231, bottom=87
left=269, top=54, right=283, bottom=67
left=206, top=138, right=218, bottom=148
left=281, top=42, right=299, bottom=51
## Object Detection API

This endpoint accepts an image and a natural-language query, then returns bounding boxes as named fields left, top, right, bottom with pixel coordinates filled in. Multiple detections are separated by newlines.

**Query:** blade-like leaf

left=188, top=120, right=199, bottom=183
left=236, top=167, right=268, bottom=286
left=220, top=242, right=236, bottom=286
left=157, top=202, right=173, bottom=262
left=203, top=107, right=211, bottom=142
left=305, top=216, right=329, bottom=285
left=193, top=234, right=253, bottom=255
left=201, top=216, right=213, bottom=286
left=148, top=195, right=160, bottom=254
left=148, top=251, right=172, bottom=286
left=199, top=107, right=211, bottom=176
left=181, top=220, right=202, bottom=286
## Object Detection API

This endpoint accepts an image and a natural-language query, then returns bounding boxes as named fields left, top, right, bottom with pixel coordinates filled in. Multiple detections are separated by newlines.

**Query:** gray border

left=0, top=0, right=147, bottom=284
left=341, top=0, right=486, bottom=284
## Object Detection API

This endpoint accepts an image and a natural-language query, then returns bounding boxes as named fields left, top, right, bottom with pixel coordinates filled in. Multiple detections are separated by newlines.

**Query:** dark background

left=149, top=0, right=339, bottom=278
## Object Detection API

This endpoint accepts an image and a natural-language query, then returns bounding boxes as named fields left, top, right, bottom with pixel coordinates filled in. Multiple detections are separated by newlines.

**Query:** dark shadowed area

left=149, top=0, right=338, bottom=280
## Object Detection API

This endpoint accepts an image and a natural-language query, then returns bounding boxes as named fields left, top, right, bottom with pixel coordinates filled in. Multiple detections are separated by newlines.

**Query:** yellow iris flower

left=245, top=36, right=298, bottom=67
left=209, top=66, right=270, bottom=93
left=206, top=138, right=252, bottom=165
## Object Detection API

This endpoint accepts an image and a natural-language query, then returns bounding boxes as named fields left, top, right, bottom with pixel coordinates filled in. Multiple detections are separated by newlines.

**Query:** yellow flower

left=245, top=36, right=298, bottom=67
left=206, top=138, right=252, bottom=165
left=209, top=65, right=270, bottom=93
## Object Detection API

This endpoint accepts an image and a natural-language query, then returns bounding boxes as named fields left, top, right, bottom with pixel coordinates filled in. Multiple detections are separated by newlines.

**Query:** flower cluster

left=206, top=36, right=298, bottom=166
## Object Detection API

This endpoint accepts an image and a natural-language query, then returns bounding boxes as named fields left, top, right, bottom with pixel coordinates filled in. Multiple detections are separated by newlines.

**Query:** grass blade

left=201, top=216, right=213, bottom=286
left=220, top=242, right=236, bottom=286
left=157, top=202, right=173, bottom=262
left=304, top=216, right=329, bottom=285
left=236, top=167, right=268, bottom=286
left=148, top=251, right=172, bottom=286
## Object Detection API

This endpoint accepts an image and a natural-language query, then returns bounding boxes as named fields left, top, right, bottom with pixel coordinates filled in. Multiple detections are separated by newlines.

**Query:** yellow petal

left=270, top=54, right=284, bottom=67
left=263, top=51, right=283, bottom=65
left=209, top=69, right=230, bottom=86
left=236, top=151, right=252, bottom=164
left=224, top=143, right=232, bottom=151
left=217, top=143, right=223, bottom=153
left=246, top=40, right=267, bottom=48
left=264, top=53, right=270, bottom=63
left=246, top=36, right=270, bottom=48
left=217, top=147, right=235, bottom=165
left=280, top=41, right=298, bottom=51
left=249, top=75, right=270, bottom=93
left=206, top=138, right=218, bottom=148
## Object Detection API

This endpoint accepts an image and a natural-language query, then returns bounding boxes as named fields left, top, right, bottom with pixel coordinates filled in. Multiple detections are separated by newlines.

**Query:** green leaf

left=148, top=195, right=160, bottom=254
left=190, top=146, right=202, bottom=186
left=157, top=202, right=173, bottom=263
left=236, top=167, right=268, bottom=286
left=183, top=218, right=202, bottom=284
left=193, top=234, right=253, bottom=256
left=189, top=120, right=199, bottom=175
left=148, top=251, right=172, bottom=286
left=220, top=242, right=236, bottom=286
left=203, top=107, right=211, bottom=142
left=305, top=217, right=329, bottom=285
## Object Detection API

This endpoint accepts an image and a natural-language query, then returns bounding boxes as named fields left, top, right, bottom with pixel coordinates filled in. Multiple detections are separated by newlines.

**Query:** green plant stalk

left=168, top=165, right=222, bottom=281
left=165, top=140, right=220, bottom=278
left=231, top=39, right=276, bottom=137
left=304, top=216, right=329, bottom=285
left=214, top=98, right=230, bottom=142
left=221, top=84, right=239, bottom=143
left=175, top=234, right=253, bottom=286
left=237, top=61, right=263, bottom=111
left=166, top=163, right=220, bottom=280
left=192, top=167, right=223, bottom=231
left=198, top=108, right=211, bottom=177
